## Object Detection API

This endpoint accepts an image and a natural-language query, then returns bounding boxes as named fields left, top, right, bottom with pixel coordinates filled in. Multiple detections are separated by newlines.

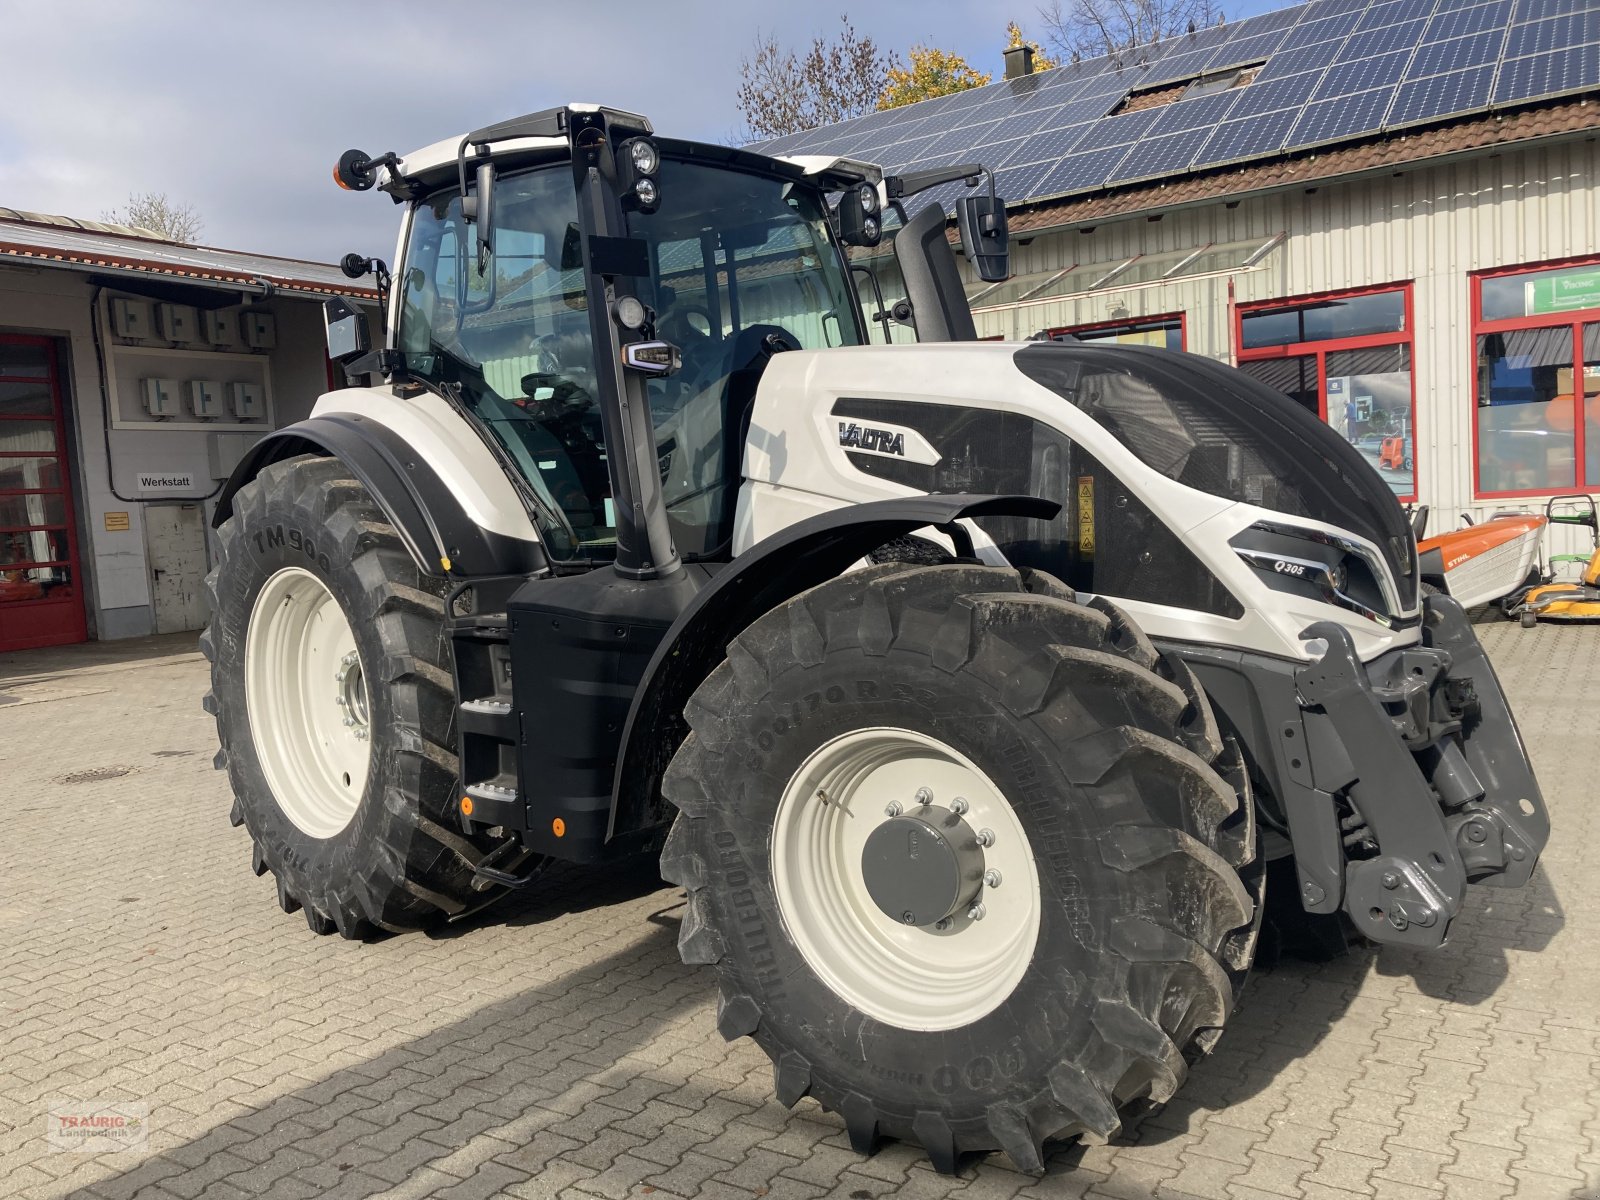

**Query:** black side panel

left=894, top=203, right=977, bottom=342
left=608, top=493, right=1060, bottom=843
left=212, top=415, right=545, bottom=579
left=507, top=567, right=712, bottom=863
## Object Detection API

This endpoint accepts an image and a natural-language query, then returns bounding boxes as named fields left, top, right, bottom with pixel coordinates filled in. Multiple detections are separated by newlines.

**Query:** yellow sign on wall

left=104, top=512, right=130, bottom=531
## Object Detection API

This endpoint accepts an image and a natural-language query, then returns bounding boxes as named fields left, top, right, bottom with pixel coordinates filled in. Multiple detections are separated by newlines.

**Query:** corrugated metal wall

left=970, top=137, right=1600, bottom=556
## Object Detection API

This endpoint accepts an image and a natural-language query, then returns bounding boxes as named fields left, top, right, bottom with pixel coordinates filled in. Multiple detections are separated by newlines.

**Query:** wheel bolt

left=967, top=901, right=987, bottom=921
left=900, top=911, right=916, bottom=925
left=950, top=797, right=969, bottom=816
left=915, top=787, right=933, bottom=806
left=336, top=696, right=347, bottom=707
left=343, top=716, right=354, bottom=726
left=934, top=917, right=953, bottom=932
left=884, top=800, right=903, bottom=818
left=984, top=868, right=1002, bottom=888
left=976, top=828, right=995, bottom=847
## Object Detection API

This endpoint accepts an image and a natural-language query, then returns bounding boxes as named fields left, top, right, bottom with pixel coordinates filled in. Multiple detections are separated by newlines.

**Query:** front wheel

left=660, top=563, right=1258, bottom=1173
left=202, top=455, right=528, bottom=936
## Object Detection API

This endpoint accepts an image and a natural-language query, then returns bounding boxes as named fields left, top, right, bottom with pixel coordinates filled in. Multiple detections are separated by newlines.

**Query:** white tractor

left=203, top=105, right=1548, bottom=1173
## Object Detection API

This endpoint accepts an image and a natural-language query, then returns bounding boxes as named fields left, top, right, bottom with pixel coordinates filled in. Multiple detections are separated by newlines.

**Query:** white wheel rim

left=244, top=566, right=372, bottom=839
left=771, top=727, right=1041, bottom=1032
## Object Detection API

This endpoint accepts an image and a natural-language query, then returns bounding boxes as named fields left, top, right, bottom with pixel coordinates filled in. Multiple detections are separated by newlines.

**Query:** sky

left=0, top=0, right=1285, bottom=266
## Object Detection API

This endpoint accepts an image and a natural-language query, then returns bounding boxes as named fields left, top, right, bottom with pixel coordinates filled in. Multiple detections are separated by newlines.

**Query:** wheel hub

left=861, top=806, right=986, bottom=927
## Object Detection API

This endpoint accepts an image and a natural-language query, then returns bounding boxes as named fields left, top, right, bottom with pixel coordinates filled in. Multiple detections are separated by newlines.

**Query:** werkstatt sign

left=136, top=472, right=196, bottom=495
left=1527, top=270, right=1600, bottom=315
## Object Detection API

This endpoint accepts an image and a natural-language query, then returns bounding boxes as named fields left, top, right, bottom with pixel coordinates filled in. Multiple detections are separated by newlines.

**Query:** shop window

left=1236, top=285, right=1416, bottom=500
left=1050, top=313, right=1185, bottom=351
left=1472, top=259, right=1600, bottom=497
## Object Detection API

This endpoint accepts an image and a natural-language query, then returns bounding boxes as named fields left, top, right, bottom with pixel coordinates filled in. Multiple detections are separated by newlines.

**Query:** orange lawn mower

left=1505, top=494, right=1600, bottom=627
left=1415, top=505, right=1547, bottom=611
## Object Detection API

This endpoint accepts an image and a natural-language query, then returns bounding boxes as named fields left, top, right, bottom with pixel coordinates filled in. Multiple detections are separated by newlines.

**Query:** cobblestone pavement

left=2, top=619, right=1596, bottom=1200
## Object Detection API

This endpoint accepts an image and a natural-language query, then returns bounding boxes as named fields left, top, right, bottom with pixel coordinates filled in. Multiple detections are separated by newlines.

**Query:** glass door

left=0, top=335, right=86, bottom=651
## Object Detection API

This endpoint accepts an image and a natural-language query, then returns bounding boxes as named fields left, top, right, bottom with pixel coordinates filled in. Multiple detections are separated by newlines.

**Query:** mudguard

left=212, top=414, right=545, bottom=579
left=606, top=493, right=1062, bottom=842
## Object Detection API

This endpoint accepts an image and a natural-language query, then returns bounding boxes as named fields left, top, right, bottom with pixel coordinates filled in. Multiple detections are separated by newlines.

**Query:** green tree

left=878, top=45, right=992, bottom=110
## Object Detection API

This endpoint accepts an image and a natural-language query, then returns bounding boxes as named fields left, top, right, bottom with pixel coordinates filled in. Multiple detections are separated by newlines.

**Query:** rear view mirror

left=323, top=297, right=371, bottom=364
left=473, top=159, right=495, bottom=268
left=958, top=192, right=1010, bottom=283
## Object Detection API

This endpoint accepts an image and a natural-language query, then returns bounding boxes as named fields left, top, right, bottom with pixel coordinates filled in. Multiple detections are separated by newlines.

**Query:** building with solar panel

left=766, top=0, right=1600, bottom=535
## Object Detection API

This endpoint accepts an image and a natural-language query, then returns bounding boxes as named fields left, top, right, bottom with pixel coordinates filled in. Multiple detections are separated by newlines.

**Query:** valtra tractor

left=202, top=105, right=1549, bottom=1173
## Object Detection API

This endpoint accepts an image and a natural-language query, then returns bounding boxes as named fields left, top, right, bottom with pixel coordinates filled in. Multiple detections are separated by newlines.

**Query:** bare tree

left=736, top=17, right=896, bottom=141
left=1039, top=0, right=1225, bottom=64
left=102, top=192, right=204, bottom=243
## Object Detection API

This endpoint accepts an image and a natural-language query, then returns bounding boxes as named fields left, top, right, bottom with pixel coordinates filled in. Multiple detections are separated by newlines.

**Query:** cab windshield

left=396, top=158, right=860, bottom=562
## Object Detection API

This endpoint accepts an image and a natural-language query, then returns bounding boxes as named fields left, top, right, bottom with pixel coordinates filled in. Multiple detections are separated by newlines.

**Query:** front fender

left=213, top=415, right=545, bottom=579
left=607, top=492, right=1061, bottom=842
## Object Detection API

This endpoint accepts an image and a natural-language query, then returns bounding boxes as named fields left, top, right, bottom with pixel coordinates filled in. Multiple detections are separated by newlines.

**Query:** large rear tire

left=661, top=563, right=1258, bottom=1173
left=202, top=454, right=525, bottom=936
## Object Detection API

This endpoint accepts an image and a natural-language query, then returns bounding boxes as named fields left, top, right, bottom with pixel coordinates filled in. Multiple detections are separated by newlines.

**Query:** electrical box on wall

left=111, top=298, right=152, bottom=340
left=142, top=378, right=180, bottom=417
left=187, top=380, right=225, bottom=419
left=157, top=303, right=201, bottom=344
left=240, top=311, right=276, bottom=349
left=202, top=309, right=239, bottom=348
left=228, top=381, right=264, bottom=420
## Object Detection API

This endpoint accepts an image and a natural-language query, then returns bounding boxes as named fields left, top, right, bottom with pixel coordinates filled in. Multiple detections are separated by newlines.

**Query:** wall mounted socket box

left=202, top=309, right=239, bottom=348
left=240, top=311, right=276, bottom=349
left=228, top=381, right=264, bottom=420
left=157, top=303, right=201, bottom=344
left=188, top=380, right=225, bottom=419
left=142, top=377, right=181, bottom=417
left=111, top=297, right=153, bottom=340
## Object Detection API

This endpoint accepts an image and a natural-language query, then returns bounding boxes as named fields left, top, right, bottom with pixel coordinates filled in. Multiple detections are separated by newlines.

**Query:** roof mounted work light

left=835, top=183, right=882, bottom=247
left=618, top=137, right=661, bottom=213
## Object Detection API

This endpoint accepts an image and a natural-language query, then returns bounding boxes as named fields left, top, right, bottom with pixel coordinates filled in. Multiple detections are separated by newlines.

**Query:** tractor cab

left=328, top=105, right=1003, bottom=573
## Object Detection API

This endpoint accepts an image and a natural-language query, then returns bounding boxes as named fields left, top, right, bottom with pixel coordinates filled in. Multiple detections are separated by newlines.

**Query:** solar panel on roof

left=1494, top=43, right=1600, bottom=101
left=1526, top=0, right=1600, bottom=18
left=1256, top=41, right=1344, bottom=81
left=1423, top=0, right=1511, bottom=41
left=1387, top=62, right=1496, bottom=122
left=1355, top=0, right=1429, bottom=31
left=1279, top=10, right=1364, bottom=49
left=1505, top=9, right=1600, bottom=57
left=1288, top=84, right=1397, bottom=144
left=1205, top=29, right=1297, bottom=69
left=1315, top=48, right=1413, bottom=96
left=1110, top=125, right=1219, bottom=182
left=1030, top=144, right=1140, bottom=196
left=1147, top=86, right=1248, bottom=134
left=1193, top=104, right=1304, bottom=164
left=1414, top=29, right=1505, bottom=76
left=1070, top=106, right=1165, bottom=151
left=1341, top=17, right=1428, bottom=58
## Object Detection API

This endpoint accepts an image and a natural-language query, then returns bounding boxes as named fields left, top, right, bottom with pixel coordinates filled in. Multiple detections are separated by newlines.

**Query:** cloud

left=0, top=0, right=1059, bottom=262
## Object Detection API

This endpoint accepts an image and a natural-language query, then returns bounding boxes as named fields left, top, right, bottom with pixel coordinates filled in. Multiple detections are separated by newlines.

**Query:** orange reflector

left=333, top=165, right=353, bottom=191
left=552, top=817, right=566, bottom=838
left=460, top=796, right=474, bottom=816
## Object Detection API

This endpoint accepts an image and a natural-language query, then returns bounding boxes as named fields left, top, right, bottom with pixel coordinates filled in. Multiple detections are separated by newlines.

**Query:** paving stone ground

left=2, top=617, right=1597, bottom=1200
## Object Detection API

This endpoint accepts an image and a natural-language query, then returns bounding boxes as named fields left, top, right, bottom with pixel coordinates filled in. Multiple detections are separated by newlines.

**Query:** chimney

left=1003, top=43, right=1036, bottom=79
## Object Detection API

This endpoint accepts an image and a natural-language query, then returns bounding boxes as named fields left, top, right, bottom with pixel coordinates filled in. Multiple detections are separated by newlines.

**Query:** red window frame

left=1048, top=311, right=1187, bottom=350
left=1470, top=253, right=1600, bottom=500
left=0, top=332, right=87, bottom=650
left=1234, top=282, right=1418, bottom=503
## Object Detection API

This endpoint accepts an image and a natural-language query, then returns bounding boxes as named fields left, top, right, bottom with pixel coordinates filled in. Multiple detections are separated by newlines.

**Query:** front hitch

left=1294, top=594, right=1548, bottom=949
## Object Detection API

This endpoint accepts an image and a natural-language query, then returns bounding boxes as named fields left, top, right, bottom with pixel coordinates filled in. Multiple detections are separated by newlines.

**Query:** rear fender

left=606, top=493, right=1061, bottom=843
left=213, top=415, right=545, bottom=579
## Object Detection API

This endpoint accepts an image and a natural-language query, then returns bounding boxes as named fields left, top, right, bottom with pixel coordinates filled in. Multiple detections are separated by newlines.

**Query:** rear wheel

left=202, top=454, right=528, bottom=936
left=661, top=563, right=1259, bottom=1173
